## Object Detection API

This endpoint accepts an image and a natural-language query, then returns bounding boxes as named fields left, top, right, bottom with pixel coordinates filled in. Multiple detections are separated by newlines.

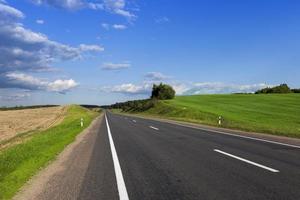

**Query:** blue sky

left=0, top=0, right=299, bottom=106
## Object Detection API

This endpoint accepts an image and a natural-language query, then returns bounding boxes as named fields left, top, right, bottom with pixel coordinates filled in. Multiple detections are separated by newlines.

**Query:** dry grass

left=0, top=106, right=67, bottom=143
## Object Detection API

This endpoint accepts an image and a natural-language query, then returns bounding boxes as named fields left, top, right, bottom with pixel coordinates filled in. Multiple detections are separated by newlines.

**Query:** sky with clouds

left=0, top=0, right=299, bottom=106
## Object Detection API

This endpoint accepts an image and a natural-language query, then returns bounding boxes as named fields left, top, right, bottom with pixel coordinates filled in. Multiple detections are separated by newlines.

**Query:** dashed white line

left=161, top=121, right=300, bottom=149
left=132, top=120, right=136, bottom=123
left=214, top=149, right=279, bottom=173
left=105, top=114, right=129, bottom=200
left=149, top=126, right=159, bottom=131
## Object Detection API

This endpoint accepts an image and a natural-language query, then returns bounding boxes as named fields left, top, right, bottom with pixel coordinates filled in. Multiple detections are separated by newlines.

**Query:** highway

left=78, top=111, right=300, bottom=200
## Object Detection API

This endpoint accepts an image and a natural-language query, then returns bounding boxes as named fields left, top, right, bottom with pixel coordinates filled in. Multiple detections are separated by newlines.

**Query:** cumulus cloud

left=144, top=72, right=171, bottom=81
left=31, top=0, right=136, bottom=19
left=0, top=4, right=103, bottom=74
left=0, top=3, right=24, bottom=20
left=2, top=73, right=78, bottom=93
left=47, top=79, right=78, bottom=93
left=183, top=82, right=272, bottom=95
left=103, top=0, right=136, bottom=20
left=32, top=0, right=85, bottom=10
left=103, top=83, right=152, bottom=95
left=0, top=2, right=103, bottom=93
left=87, top=2, right=104, bottom=10
left=79, top=44, right=104, bottom=51
left=101, top=80, right=271, bottom=96
left=36, top=19, right=44, bottom=24
left=102, top=62, right=131, bottom=70
left=112, top=24, right=127, bottom=30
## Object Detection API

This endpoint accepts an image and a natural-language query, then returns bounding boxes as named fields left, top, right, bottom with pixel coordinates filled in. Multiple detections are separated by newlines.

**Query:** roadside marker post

left=218, top=116, right=222, bottom=126
left=81, top=117, right=84, bottom=127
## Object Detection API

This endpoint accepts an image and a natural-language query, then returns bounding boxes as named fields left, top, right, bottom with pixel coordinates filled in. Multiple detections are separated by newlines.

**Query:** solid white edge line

left=149, top=126, right=159, bottom=131
left=115, top=113, right=300, bottom=149
left=105, top=114, right=129, bottom=200
left=214, top=149, right=279, bottom=173
left=166, top=122, right=300, bottom=149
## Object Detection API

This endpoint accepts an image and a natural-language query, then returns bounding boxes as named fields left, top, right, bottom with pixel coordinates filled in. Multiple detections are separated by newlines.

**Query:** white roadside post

left=218, top=116, right=222, bottom=126
left=81, top=117, right=84, bottom=127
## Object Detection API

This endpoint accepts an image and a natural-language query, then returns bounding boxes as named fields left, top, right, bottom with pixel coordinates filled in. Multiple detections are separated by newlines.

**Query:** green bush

left=151, top=83, right=175, bottom=100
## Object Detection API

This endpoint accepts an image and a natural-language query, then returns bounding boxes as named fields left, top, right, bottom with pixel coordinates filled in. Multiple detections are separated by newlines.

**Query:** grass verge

left=0, top=105, right=99, bottom=199
left=115, top=94, right=300, bottom=138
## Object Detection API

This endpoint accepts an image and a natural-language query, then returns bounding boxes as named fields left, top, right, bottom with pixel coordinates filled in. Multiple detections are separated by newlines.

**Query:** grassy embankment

left=0, top=105, right=99, bottom=199
left=120, top=94, right=300, bottom=138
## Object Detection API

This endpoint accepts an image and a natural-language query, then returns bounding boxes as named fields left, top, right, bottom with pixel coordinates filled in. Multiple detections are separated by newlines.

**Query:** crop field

left=0, top=105, right=99, bottom=199
left=0, top=106, right=67, bottom=143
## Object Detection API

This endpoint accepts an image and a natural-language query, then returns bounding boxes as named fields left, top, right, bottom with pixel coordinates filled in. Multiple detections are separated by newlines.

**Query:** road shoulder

left=13, top=114, right=103, bottom=200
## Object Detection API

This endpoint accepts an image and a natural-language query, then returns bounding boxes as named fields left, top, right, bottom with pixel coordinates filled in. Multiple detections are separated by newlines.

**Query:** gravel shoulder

left=13, top=114, right=103, bottom=200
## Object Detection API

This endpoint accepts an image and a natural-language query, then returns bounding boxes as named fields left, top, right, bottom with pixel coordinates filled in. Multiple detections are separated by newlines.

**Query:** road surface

left=80, top=111, right=300, bottom=200
left=16, top=111, right=300, bottom=200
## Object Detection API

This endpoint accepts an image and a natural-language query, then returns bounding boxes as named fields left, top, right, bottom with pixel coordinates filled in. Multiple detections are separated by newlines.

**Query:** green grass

left=127, top=94, right=300, bottom=138
left=0, top=105, right=99, bottom=199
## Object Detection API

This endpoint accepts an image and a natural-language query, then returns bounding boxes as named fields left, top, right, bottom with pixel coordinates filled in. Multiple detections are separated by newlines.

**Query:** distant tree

left=255, top=84, right=292, bottom=94
left=291, top=88, right=300, bottom=93
left=151, top=83, right=176, bottom=100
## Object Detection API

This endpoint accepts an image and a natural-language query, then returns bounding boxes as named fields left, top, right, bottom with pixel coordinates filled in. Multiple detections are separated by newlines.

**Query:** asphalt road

left=77, top=111, right=300, bottom=200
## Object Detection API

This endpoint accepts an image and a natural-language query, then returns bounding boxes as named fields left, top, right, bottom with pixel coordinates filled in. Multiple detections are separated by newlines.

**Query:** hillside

left=121, top=94, right=300, bottom=138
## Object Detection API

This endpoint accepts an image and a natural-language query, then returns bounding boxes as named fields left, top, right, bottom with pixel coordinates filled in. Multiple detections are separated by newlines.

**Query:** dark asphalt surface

left=79, top=111, right=300, bottom=200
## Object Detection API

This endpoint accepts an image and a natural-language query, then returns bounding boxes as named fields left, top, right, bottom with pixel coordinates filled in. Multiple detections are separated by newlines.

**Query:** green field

left=0, top=105, right=99, bottom=199
left=133, top=94, right=300, bottom=138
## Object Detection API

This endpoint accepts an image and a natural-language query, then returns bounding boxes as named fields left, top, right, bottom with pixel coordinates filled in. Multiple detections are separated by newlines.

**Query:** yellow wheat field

left=0, top=106, right=67, bottom=142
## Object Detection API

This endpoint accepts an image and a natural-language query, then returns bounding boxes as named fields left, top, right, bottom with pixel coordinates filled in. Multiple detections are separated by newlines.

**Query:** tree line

left=103, top=83, right=175, bottom=112
left=255, top=84, right=300, bottom=94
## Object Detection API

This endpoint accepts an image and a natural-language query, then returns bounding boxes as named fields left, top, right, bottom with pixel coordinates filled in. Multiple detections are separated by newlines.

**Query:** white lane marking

left=165, top=121, right=300, bottom=149
left=149, top=126, right=159, bottom=131
left=132, top=120, right=136, bottom=123
left=117, top=113, right=300, bottom=149
left=105, top=114, right=129, bottom=200
left=214, top=149, right=279, bottom=173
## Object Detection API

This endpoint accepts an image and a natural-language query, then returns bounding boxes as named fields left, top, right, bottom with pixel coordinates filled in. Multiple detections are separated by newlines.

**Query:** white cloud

left=0, top=3, right=24, bottom=21
left=47, top=79, right=78, bottom=93
left=103, top=0, right=136, bottom=20
left=32, top=0, right=85, bottom=10
left=79, top=44, right=104, bottom=51
left=36, top=19, right=44, bottom=24
left=87, top=2, right=104, bottom=10
left=0, top=3, right=103, bottom=76
left=105, top=83, right=152, bottom=95
left=184, top=82, right=272, bottom=95
left=112, top=24, right=127, bottom=30
left=101, top=23, right=110, bottom=30
left=3, top=73, right=78, bottom=93
left=145, top=72, right=170, bottom=81
left=155, top=16, right=169, bottom=24
left=101, top=81, right=272, bottom=96
left=31, top=0, right=136, bottom=19
left=102, top=62, right=131, bottom=70
left=102, top=23, right=128, bottom=30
